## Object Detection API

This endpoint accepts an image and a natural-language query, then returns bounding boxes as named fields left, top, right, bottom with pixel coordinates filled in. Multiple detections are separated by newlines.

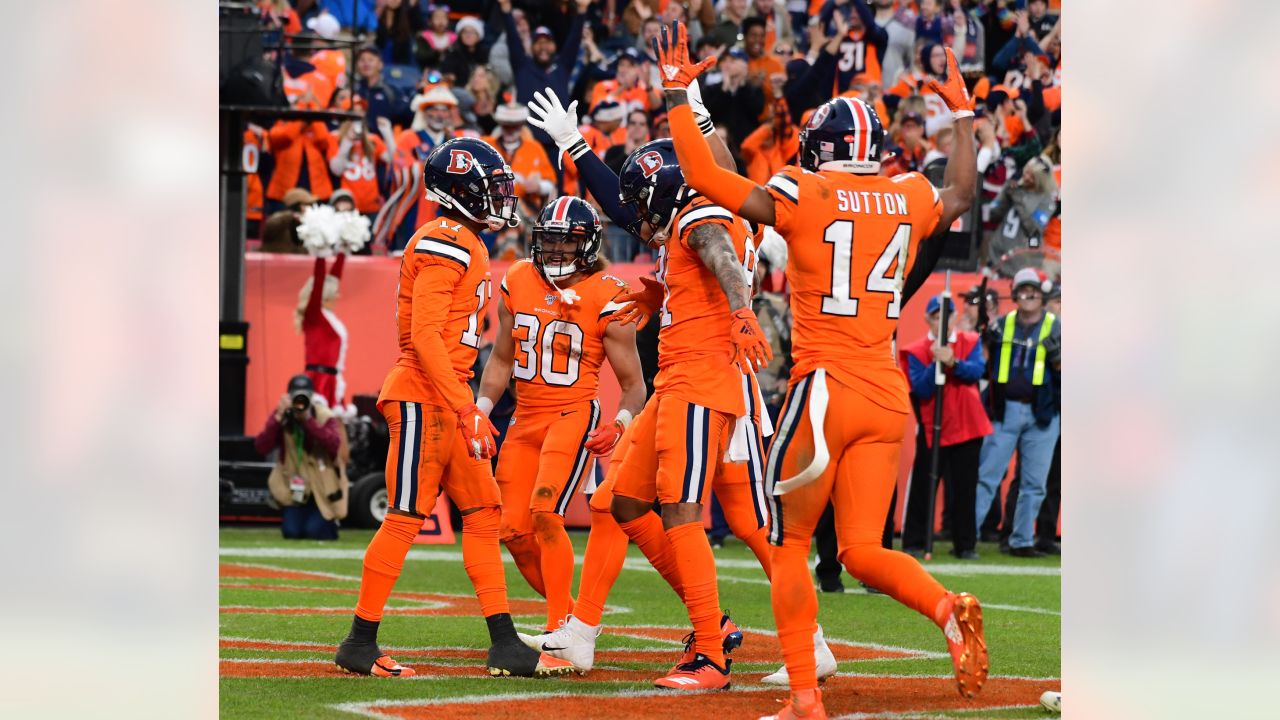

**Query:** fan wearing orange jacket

left=266, top=92, right=335, bottom=205
left=659, top=23, right=989, bottom=719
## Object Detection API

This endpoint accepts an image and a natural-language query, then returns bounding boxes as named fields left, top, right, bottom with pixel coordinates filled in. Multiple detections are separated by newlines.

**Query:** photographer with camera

left=254, top=374, right=349, bottom=540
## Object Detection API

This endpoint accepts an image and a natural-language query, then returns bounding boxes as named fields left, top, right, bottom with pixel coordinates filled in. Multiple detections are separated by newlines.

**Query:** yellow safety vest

left=997, top=312, right=1056, bottom=386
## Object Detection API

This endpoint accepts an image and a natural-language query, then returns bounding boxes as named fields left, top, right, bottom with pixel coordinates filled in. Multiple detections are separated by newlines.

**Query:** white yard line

left=220, top=547, right=1059, bottom=577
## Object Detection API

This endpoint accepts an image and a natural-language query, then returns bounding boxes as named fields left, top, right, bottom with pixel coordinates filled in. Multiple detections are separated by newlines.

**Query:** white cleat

left=517, top=615, right=600, bottom=673
left=1040, top=690, right=1061, bottom=713
left=762, top=625, right=838, bottom=686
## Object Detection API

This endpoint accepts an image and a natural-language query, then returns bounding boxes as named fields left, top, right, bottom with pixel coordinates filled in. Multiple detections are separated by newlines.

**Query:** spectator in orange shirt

left=590, top=48, right=659, bottom=115
left=329, top=115, right=396, bottom=220
left=580, top=99, right=627, bottom=159
left=482, top=103, right=558, bottom=213
left=740, top=96, right=799, bottom=185
left=744, top=17, right=786, bottom=86
left=266, top=89, right=336, bottom=211
left=893, top=110, right=929, bottom=172
left=259, top=0, right=301, bottom=36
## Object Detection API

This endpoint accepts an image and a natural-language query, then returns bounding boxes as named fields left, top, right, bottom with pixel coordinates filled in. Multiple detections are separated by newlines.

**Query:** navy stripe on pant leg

left=556, top=400, right=601, bottom=516
left=765, top=375, right=813, bottom=545
left=393, top=401, right=408, bottom=512
left=406, top=402, right=421, bottom=514
left=681, top=403, right=697, bottom=503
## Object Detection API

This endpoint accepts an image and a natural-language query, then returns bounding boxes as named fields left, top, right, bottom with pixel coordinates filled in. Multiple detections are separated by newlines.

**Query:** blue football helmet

left=422, top=137, right=519, bottom=231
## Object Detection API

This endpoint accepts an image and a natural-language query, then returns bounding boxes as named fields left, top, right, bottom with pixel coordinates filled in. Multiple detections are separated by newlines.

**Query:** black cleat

left=486, top=639, right=541, bottom=677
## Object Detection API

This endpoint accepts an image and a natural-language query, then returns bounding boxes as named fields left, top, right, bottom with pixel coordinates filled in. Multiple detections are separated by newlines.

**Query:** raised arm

left=558, top=3, right=588, bottom=70
left=655, top=21, right=779, bottom=227
left=527, top=88, right=639, bottom=228
left=902, top=48, right=975, bottom=299
left=303, top=256, right=326, bottom=326
left=500, top=0, right=531, bottom=69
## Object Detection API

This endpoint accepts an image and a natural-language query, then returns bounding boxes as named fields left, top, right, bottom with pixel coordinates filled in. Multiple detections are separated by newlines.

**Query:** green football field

left=220, top=526, right=1060, bottom=719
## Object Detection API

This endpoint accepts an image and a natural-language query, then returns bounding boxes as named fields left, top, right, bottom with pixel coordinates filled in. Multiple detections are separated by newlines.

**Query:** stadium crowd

left=247, top=0, right=1060, bottom=266
left=245, top=0, right=1061, bottom=558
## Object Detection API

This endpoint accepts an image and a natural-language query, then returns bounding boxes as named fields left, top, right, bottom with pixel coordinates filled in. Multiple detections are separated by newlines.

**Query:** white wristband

left=953, top=110, right=974, bottom=120
left=614, top=409, right=634, bottom=429
left=476, top=397, right=495, bottom=416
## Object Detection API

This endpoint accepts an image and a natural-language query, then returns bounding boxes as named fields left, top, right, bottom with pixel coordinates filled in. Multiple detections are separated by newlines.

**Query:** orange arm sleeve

left=668, top=105, right=757, bottom=215
left=410, top=263, right=473, bottom=412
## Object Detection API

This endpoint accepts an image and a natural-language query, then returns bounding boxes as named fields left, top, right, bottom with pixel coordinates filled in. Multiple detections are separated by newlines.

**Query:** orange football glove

left=653, top=20, right=716, bottom=90
left=730, top=307, right=773, bottom=372
left=583, top=419, right=625, bottom=458
left=926, top=47, right=973, bottom=116
left=611, top=275, right=665, bottom=330
left=456, top=403, right=499, bottom=460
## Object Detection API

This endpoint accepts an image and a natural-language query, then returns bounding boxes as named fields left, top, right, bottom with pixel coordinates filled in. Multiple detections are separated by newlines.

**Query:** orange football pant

left=356, top=400, right=510, bottom=623
left=614, top=392, right=733, bottom=666
left=497, top=400, right=601, bottom=630
left=766, top=372, right=949, bottom=691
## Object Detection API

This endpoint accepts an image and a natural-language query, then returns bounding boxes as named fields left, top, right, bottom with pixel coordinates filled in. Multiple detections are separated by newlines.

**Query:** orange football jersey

left=652, top=195, right=757, bottom=416
left=499, top=259, right=630, bottom=410
left=380, top=217, right=492, bottom=409
left=765, top=166, right=942, bottom=413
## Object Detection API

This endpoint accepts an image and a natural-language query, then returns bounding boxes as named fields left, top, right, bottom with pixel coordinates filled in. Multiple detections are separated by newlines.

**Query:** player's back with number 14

left=768, top=164, right=941, bottom=414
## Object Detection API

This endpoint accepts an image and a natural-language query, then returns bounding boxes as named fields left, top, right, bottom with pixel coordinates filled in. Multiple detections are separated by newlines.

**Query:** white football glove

left=527, top=88, right=590, bottom=165
left=686, top=78, right=715, bottom=136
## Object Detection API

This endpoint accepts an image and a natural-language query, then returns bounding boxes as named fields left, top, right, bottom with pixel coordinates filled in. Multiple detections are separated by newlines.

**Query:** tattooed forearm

left=688, top=223, right=749, bottom=312
left=664, top=88, right=689, bottom=107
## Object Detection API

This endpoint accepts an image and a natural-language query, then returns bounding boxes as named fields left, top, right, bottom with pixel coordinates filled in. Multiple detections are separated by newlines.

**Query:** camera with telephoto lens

left=283, top=374, right=315, bottom=426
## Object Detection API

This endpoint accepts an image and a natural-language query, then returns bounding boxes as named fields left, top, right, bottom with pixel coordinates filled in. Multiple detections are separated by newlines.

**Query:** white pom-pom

left=338, top=211, right=372, bottom=254
left=297, top=204, right=344, bottom=257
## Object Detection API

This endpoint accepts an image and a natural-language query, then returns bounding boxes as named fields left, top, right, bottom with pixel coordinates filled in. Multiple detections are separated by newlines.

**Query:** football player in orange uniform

left=659, top=21, right=989, bottom=718
left=526, top=84, right=836, bottom=687
left=475, top=196, right=647, bottom=673
left=334, top=137, right=553, bottom=680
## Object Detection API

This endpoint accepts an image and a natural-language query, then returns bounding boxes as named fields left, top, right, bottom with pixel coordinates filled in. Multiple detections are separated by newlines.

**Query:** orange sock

left=666, top=521, right=725, bottom=666
left=840, top=544, right=948, bottom=621
left=355, top=513, right=422, bottom=622
left=717, top=481, right=773, bottom=579
left=619, top=511, right=685, bottom=601
left=771, top=543, right=820, bottom=690
left=461, top=507, right=511, bottom=618
left=532, top=511, right=575, bottom=631
left=573, top=508, right=630, bottom=626
left=502, top=533, right=546, bottom=597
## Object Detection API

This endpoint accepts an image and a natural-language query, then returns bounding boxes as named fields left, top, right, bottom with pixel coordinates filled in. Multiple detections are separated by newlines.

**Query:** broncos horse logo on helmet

left=423, top=137, right=520, bottom=231
left=798, top=97, right=886, bottom=175
left=530, top=196, right=603, bottom=282
left=618, top=139, right=692, bottom=245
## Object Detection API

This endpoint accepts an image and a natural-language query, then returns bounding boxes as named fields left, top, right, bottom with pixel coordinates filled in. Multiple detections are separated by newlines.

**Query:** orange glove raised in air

left=611, top=275, right=665, bottom=330
left=730, top=307, right=773, bottom=372
left=456, top=403, right=499, bottom=460
left=927, top=47, right=974, bottom=118
left=653, top=20, right=716, bottom=90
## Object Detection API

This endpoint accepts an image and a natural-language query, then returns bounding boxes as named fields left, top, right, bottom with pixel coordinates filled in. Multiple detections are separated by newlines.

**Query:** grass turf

left=219, top=527, right=1060, bottom=719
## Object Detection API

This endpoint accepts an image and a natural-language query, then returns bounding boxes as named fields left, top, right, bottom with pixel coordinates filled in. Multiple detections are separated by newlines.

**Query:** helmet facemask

left=531, top=226, right=590, bottom=280
left=621, top=185, right=676, bottom=247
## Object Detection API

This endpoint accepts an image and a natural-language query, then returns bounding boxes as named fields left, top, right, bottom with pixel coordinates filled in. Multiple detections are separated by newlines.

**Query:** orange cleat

left=758, top=688, right=828, bottom=720
left=654, top=654, right=731, bottom=690
left=672, top=612, right=744, bottom=670
left=534, top=652, right=578, bottom=678
left=938, top=592, right=989, bottom=698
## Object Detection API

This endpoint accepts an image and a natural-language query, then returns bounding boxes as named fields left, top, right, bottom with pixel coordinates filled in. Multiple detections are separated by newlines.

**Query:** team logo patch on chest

left=545, top=293, right=557, bottom=305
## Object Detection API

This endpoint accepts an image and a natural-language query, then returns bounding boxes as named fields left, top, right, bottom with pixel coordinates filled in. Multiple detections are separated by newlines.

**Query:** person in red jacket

left=899, top=295, right=992, bottom=559
left=295, top=254, right=349, bottom=413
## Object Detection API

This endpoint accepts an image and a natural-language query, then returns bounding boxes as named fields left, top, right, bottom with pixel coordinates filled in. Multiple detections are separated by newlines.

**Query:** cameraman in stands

left=254, top=374, right=349, bottom=540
